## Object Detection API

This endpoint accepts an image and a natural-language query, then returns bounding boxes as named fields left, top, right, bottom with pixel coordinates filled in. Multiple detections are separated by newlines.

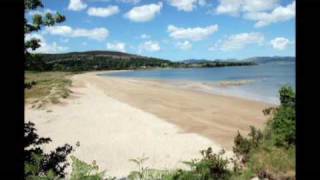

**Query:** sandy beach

left=25, top=71, right=271, bottom=178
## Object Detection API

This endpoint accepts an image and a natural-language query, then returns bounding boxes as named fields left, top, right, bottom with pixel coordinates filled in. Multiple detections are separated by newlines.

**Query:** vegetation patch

left=25, top=71, right=73, bottom=108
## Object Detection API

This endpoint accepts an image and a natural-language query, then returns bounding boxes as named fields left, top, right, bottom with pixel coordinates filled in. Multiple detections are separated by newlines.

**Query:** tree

left=24, top=1, right=72, bottom=178
left=25, top=0, right=66, bottom=70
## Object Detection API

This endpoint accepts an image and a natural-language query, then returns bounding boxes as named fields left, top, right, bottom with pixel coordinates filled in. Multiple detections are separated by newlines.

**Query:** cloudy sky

left=25, top=0, right=295, bottom=61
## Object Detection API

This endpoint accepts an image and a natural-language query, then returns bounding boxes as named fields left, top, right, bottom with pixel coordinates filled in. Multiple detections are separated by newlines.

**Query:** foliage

left=25, top=54, right=53, bottom=71
left=279, top=86, right=295, bottom=107
left=166, top=148, right=232, bottom=180
left=233, top=126, right=263, bottom=163
left=70, top=156, right=113, bottom=180
left=231, top=85, right=296, bottom=179
left=25, top=0, right=66, bottom=70
left=127, top=148, right=232, bottom=180
left=24, top=122, right=114, bottom=180
left=267, top=86, right=296, bottom=147
left=260, top=85, right=296, bottom=148
left=24, top=0, right=65, bottom=51
left=25, top=80, right=37, bottom=89
left=246, top=146, right=295, bottom=180
left=128, top=155, right=150, bottom=180
left=24, top=121, right=73, bottom=178
left=189, top=148, right=231, bottom=180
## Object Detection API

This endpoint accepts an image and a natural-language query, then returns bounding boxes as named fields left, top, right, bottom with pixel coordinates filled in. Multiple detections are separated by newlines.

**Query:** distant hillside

left=243, top=56, right=295, bottom=64
left=39, top=51, right=147, bottom=62
left=26, top=51, right=294, bottom=72
left=31, top=51, right=173, bottom=71
left=181, top=58, right=238, bottom=64
left=179, top=58, right=256, bottom=68
left=182, top=56, right=295, bottom=64
left=181, top=59, right=212, bottom=64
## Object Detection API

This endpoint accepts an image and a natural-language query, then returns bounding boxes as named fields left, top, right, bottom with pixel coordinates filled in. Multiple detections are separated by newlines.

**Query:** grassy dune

left=25, top=71, right=73, bottom=108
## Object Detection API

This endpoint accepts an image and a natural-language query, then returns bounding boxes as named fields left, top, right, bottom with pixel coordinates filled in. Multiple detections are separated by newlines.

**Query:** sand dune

left=25, top=71, right=270, bottom=178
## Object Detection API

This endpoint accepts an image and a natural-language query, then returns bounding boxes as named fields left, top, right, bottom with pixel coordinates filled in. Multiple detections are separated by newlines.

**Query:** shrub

left=70, top=156, right=112, bottom=180
left=25, top=80, right=37, bottom=89
left=231, top=85, right=296, bottom=179
left=24, top=121, right=73, bottom=178
left=128, top=156, right=150, bottom=180
left=271, top=106, right=296, bottom=147
left=279, top=86, right=295, bottom=108
left=232, top=126, right=263, bottom=163
left=127, top=148, right=232, bottom=180
left=247, top=146, right=295, bottom=180
left=268, top=86, right=296, bottom=147
left=175, top=148, right=232, bottom=180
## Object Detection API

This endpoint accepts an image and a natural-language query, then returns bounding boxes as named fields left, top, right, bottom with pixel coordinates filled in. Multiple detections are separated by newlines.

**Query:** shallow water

left=101, top=61, right=295, bottom=105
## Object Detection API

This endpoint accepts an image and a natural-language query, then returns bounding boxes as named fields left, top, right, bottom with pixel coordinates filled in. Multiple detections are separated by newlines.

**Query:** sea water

left=101, top=61, right=295, bottom=105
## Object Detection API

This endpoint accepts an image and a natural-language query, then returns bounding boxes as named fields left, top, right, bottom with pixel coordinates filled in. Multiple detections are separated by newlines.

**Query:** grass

left=248, top=145, right=295, bottom=179
left=25, top=71, right=73, bottom=108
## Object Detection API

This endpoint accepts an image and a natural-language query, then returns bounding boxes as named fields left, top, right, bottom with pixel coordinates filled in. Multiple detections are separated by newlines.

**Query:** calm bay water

left=101, top=61, right=295, bottom=105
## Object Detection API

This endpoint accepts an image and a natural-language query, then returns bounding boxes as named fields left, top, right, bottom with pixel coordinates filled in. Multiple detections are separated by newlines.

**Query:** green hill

left=26, top=51, right=294, bottom=72
left=32, top=51, right=172, bottom=71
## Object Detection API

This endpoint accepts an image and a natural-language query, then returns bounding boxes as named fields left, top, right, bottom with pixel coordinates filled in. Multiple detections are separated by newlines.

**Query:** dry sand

left=25, top=71, right=271, bottom=178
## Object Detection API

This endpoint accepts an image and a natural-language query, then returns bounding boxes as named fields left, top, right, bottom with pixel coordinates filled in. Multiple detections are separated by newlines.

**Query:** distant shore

left=25, top=70, right=271, bottom=177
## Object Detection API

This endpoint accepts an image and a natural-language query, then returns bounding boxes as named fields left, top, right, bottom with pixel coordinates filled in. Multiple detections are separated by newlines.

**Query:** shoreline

left=25, top=70, right=271, bottom=177
left=96, top=69, right=280, bottom=105
left=79, top=71, right=271, bottom=149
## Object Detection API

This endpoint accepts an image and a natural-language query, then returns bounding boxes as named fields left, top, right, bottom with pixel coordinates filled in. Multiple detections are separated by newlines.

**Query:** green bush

left=269, top=86, right=296, bottom=147
left=70, top=156, right=113, bottom=180
left=271, top=106, right=296, bottom=147
left=24, top=121, right=73, bottom=178
left=233, top=126, right=263, bottom=163
left=128, top=148, right=232, bottom=180
left=171, top=148, right=232, bottom=180
left=279, top=86, right=295, bottom=107
left=231, top=86, right=296, bottom=179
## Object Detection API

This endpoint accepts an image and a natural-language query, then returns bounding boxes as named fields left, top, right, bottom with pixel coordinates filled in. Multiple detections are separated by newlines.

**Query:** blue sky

left=25, top=0, right=295, bottom=61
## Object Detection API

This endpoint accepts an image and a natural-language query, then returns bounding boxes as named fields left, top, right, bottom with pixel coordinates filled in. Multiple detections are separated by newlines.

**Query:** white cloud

left=140, top=34, right=151, bottom=39
left=216, top=0, right=279, bottom=16
left=270, top=37, right=291, bottom=50
left=167, top=24, right=218, bottom=41
left=242, top=0, right=279, bottom=12
left=244, top=1, right=295, bottom=27
left=125, top=2, right=163, bottom=22
left=117, top=0, right=141, bottom=4
left=45, top=26, right=109, bottom=41
left=25, top=34, right=68, bottom=53
left=68, top=0, right=87, bottom=11
left=214, top=0, right=295, bottom=27
left=210, top=32, right=264, bottom=51
left=106, top=42, right=126, bottom=52
left=168, top=0, right=198, bottom=12
left=72, top=28, right=109, bottom=40
left=139, top=41, right=161, bottom=52
left=87, top=6, right=120, bottom=17
left=46, top=25, right=73, bottom=35
left=176, top=41, right=192, bottom=50
left=216, top=0, right=243, bottom=16
left=167, top=0, right=209, bottom=11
